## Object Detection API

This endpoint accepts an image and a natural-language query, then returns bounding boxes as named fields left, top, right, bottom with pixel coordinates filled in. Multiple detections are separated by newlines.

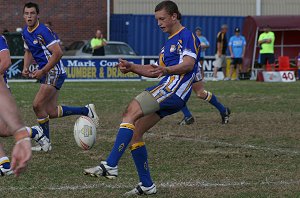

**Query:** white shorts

left=194, top=63, right=203, bottom=82
left=213, top=54, right=226, bottom=68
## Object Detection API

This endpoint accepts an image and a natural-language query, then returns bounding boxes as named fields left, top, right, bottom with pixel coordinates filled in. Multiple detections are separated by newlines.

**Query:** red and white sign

left=263, top=71, right=296, bottom=82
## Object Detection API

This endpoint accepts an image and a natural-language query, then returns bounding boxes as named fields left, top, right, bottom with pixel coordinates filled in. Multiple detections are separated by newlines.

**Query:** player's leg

left=47, top=74, right=99, bottom=126
left=226, top=59, right=235, bottom=80
left=124, top=114, right=160, bottom=195
left=212, top=54, right=220, bottom=80
left=221, top=55, right=227, bottom=79
left=125, top=94, right=185, bottom=195
left=0, top=143, right=13, bottom=176
left=0, top=119, right=13, bottom=176
left=84, top=91, right=160, bottom=178
left=200, top=59, right=205, bottom=81
left=178, top=105, right=194, bottom=125
left=236, top=62, right=241, bottom=80
left=193, top=81, right=230, bottom=124
left=33, top=84, right=58, bottom=140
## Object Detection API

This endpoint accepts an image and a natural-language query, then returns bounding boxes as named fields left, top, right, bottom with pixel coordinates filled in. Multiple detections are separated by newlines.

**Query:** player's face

left=155, top=9, right=177, bottom=34
left=195, top=30, right=201, bottom=36
left=23, top=7, right=38, bottom=28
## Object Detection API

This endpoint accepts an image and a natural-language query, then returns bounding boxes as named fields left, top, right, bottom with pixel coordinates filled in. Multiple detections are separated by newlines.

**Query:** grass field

left=0, top=80, right=300, bottom=197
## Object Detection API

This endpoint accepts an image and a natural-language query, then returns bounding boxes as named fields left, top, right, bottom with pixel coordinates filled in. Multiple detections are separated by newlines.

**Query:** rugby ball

left=74, top=116, right=96, bottom=150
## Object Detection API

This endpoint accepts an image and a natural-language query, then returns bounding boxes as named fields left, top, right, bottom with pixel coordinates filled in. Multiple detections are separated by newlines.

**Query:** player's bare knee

left=195, top=90, right=206, bottom=99
left=33, top=102, right=43, bottom=113
left=130, top=133, right=143, bottom=146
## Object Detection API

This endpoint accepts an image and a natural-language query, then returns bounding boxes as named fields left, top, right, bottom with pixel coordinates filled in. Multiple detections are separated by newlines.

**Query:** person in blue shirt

left=195, top=27, right=209, bottom=80
left=84, top=1, right=200, bottom=195
left=0, top=35, right=32, bottom=177
left=226, top=27, right=246, bottom=80
left=22, top=2, right=99, bottom=152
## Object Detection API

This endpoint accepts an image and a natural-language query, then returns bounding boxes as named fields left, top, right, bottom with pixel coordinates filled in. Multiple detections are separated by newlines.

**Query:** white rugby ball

left=74, top=116, right=96, bottom=150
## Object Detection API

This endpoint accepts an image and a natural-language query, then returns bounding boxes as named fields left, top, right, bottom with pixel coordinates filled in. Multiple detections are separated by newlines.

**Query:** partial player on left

left=0, top=35, right=32, bottom=177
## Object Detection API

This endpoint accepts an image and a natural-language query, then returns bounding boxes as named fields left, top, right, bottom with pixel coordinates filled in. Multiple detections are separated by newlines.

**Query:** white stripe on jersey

left=40, top=42, right=66, bottom=74
left=0, top=48, right=8, bottom=52
left=178, top=73, right=195, bottom=99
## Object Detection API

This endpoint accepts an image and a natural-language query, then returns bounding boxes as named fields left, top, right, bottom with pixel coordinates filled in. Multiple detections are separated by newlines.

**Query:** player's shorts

left=1, top=75, right=10, bottom=90
left=145, top=86, right=186, bottom=118
left=231, top=58, right=243, bottom=65
left=260, top=53, right=275, bottom=65
left=155, top=93, right=185, bottom=118
left=194, top=63, right=203, bottom=82
left=213, top=54, right=226, bottom=68
left=40, top=71, right=67, bottom=90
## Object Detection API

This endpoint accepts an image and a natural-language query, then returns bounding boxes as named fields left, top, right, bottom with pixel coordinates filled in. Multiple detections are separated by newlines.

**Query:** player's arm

left=117, top=56, right=195, bottom=78
left=0, top=49, right=11, bottom=75
left=32, top=43, right=63, bottom=79
left=22, top=49, right=33, bottom=77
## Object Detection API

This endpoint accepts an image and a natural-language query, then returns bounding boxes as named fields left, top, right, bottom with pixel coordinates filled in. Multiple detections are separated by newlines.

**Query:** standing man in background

left=91, top=30, right=107, bottom=56
left=226, top=27, right=246, bottom=80
left=258, top=25, right=275, bottom=70
left=213, top=24, right=228, bottom=81
left=195, top=27, right=209, bottom=80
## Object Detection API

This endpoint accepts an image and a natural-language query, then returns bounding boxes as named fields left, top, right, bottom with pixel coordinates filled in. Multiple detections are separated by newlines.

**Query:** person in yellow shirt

left=91, top=30, right=107, bottom=56
left=258, top=26, right=275, bottom=70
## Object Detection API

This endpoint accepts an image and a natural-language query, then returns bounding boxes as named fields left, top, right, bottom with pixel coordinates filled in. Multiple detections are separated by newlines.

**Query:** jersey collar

left=27, top=21, right=40, bottom=33
left=168, top=26, right=185, bottom=39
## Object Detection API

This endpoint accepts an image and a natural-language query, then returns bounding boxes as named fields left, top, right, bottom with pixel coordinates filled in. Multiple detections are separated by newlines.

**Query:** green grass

left=1, top=81, right=300, bottom=197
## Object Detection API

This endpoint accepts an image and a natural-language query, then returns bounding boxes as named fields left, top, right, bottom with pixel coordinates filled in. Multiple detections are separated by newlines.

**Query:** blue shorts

left=155, top=93, right=185, bottom=118
left=40, top=72, right=67, bottom=90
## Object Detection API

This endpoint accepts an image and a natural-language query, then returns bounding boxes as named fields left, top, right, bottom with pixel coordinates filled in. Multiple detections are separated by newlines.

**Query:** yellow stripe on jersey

left=165, top=76, right=175, bottom=92
left=180, top=75, right=194, bottom=98
left=156, top=75, right=184, bottom=103
left=191, top=34, right=199, bottom=54
left=192, top=34, right=201, bottom=55
left=120, top=123, right=135, bottom=130
left=168, top=26, right=185, bottom=39
left=37, top=115, right=50, bottom=124
left=0, top=159, right=10, bottom=165
left=130, top=142, right=145, bottom=151
left=159, top=53, right=166, bottom=67
left=150, top=84, right=164, bottom=94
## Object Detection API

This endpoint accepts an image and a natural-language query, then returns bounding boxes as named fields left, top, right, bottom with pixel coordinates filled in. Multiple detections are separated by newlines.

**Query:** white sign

left=262, top=71, right=295, bottom=82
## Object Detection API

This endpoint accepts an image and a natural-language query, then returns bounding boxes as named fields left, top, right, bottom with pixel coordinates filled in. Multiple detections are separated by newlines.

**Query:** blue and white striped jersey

left=0, top=35, right=9, bottom=82
left=22, top=22, right=65, bottom=74
left=0, top=35, right=8, bottom=53
left=147, top=27, right=200, bottom=103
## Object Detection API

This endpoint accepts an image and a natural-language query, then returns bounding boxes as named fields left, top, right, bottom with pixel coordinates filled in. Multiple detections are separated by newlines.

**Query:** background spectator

left=258, top=25, right=275, bottom=70
left=213, top=24, right=228, bottom=81
left=195, top=27, right=209, bottom=81
left=91, top=29, right=107, bottom=56
left=226, top=27, right=246, bottom=80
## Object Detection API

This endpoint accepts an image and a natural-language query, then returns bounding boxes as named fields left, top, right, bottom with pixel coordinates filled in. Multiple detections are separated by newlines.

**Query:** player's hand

left=150, top=64, right=167, bottom=78
left=32, top=69, right=46, bottom=79
left=116, top=59, right=132, bottom=74
left=22, top=68, right=30, bottom=78
left=11, top=139, right=32, bottom=177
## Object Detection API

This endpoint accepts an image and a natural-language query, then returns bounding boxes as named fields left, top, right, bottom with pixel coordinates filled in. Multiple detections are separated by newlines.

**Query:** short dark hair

left=155, top=1, right=181, bottom=20
left=24, top=2, right=39, bottom=14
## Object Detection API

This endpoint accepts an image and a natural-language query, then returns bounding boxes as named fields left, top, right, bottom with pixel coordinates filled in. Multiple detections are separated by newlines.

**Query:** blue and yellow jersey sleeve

left=0, top=36, right=9, bottom=52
